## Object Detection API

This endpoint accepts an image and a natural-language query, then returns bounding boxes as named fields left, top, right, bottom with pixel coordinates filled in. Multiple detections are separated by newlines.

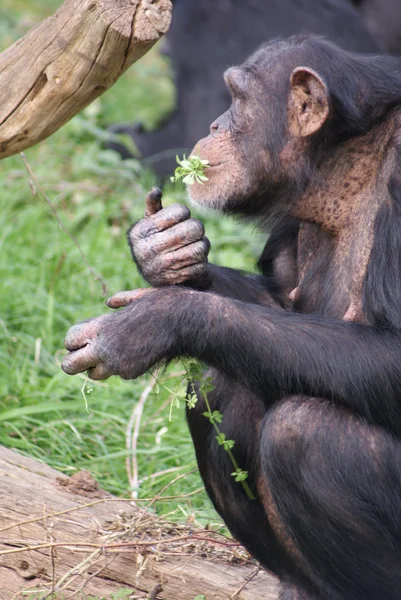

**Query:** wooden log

left=0, top=446, right=279, bottom=599
left=0, top=0, right=172, bottom=159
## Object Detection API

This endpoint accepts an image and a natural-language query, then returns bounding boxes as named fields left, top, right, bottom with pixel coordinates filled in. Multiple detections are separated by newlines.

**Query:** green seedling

left=170, top=154, right=210, bottom=185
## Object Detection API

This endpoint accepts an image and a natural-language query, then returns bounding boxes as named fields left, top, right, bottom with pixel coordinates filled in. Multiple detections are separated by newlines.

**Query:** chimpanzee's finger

left=106, top=287, right=156, bottom=309
left=131, top=204, right=191, bottom=241
left=145, top=187, right=163, bottom=216
left=64, top=319, right=103, bottom=351
left=156, top=262, right=208, bottom=285
left=140, top=218, right=206, bottom=258
left=87, top=363, right=112, bottom=381
left=61, top=345, right=99, bottom=375
left=165, top=237, right=211, bottom=268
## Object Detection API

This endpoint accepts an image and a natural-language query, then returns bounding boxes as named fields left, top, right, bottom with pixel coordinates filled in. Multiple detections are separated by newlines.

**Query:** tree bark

left=0, top=446, right=279, bottom=599
left=0, top=0, right=172, bottom=159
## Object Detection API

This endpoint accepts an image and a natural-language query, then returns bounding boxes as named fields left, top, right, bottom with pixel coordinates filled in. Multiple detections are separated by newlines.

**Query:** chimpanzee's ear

left=289, top=66, right=329, bottom=137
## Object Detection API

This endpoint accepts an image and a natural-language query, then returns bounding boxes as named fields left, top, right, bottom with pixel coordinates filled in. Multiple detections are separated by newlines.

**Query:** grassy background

left=0, top=0, right=262, bottom=529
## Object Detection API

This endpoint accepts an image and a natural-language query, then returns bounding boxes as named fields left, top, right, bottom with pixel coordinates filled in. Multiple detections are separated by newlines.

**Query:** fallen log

left=0, top=446, right=279, bottom=599
left=0, top=0, right=172, bottom=159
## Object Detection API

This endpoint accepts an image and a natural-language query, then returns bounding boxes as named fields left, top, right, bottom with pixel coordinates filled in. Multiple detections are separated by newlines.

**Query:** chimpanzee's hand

left=128, top=187, right=210, bottom=286
left=61, top=288, right=182, bottom=381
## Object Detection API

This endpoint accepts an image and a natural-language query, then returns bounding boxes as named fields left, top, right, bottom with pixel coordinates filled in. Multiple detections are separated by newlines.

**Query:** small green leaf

left=176, top=386, right=188, bottom=400
left=216, top=432, right=226, bottom=445
left=201, top=378, right=215, bottom=394
left=186, top=392, right=198, bottom=409
left=183, top=173, right=195, bottom=185
left=170, top=154, right=209, bottom=186
left=211, top=410, right=223, bottom=423
left=203, top=410, right=223, bottom=425
left=231, top=469, right=249, bottom=482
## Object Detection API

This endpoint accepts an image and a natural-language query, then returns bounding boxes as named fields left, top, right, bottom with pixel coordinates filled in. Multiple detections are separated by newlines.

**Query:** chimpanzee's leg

left=186, top=370, right=299, bottom=579
left=260, top=397, right=401, bottom=600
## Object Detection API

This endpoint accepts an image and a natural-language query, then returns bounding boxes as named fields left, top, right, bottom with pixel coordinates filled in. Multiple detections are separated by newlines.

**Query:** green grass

left=0, top=1, right=262, bottom=527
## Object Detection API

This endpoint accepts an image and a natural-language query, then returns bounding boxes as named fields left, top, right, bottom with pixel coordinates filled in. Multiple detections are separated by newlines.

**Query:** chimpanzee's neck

left=290, top=113, right=400, bottom=322
left=290, top=117, right=396, bottom=235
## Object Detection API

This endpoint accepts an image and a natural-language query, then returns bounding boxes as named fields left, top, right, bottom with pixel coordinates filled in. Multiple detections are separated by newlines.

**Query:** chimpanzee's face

left=187, top=65, right=273, bottom=213
left=187, top=44, right=329, bottom=216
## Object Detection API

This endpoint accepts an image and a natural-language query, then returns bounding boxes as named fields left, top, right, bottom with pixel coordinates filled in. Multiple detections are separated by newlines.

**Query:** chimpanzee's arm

left=174, top=292, right=401, bottom=431
left=186, top=264, right=283, bottom=306
left=129, top=203, right=297, bottom=306
left=63, top=287, right=401, bottom=432
left=191, top=216, right=299, bottom=304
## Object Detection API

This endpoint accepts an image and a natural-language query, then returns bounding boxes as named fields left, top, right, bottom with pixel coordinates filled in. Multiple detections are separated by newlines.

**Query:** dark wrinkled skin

left=62, top=287, right=194, bottom=380
left=128, top=203, right=210, bottom=287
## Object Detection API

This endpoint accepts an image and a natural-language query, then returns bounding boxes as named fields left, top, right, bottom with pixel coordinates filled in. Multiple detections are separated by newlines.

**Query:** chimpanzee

left=63, top=36, right=401, bottom=599
left=109, top=0, right=377, bottom=177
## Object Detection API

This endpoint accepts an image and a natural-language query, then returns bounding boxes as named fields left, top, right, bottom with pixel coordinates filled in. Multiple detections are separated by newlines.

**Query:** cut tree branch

left=0, top=446, right=279, bottom=599
left=0, top=0, right=172, bottom=159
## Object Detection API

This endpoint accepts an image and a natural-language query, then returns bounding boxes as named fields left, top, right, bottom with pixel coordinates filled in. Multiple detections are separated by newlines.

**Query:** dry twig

left=126, top=377, right=158, bottom=498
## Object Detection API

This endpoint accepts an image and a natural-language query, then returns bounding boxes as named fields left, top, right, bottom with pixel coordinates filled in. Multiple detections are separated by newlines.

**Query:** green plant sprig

left=159, top=360, right=255, bottom=500
left=170, top=154, right=210, bottom=185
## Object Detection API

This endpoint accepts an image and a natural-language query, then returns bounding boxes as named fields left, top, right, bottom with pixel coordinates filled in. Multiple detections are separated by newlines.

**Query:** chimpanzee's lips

left=207, top=162, right=224, bottom=169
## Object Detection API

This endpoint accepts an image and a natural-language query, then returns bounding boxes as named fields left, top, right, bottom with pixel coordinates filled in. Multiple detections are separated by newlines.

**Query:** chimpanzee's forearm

left=173, top=292, right=401, bottom=432
left=185, top=264, right=283, bottom=307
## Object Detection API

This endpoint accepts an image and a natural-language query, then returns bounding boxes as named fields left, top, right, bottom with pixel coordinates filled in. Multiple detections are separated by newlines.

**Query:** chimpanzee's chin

left=187, top=185, right=225, bottom=212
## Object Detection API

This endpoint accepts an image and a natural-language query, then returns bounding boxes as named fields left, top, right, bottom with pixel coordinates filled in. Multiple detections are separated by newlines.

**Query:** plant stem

left=201, top=389, right=255, bottom=500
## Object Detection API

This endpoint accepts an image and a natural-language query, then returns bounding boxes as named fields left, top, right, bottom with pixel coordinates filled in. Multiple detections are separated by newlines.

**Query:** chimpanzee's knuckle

left=169, top=263, right=206, bottom=284
left=61, top=354, right=78, bottom=375
left=165, top=203, right=191, bottom=222
left=191, top=239, right=210, bottom=261
left=88, top=363, right=111, bottom=381
left=202, top=236, right=211, bottom=254
left=147, top=204, right=191, bottom=234
left=189, top=262, right=208, bottom=277
left=187, top=218, right=205, bottom=238
left=64, top=326, right=80, bottom=351
left=64, top=321, right=91, bottom=350
left=163, top=270, right=187, bottom=284
left=169, top=272, right=188, bottom=284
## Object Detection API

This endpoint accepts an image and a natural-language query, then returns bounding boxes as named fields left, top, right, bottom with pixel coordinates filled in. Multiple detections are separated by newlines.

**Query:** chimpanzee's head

left=187, top=35, right=395, bottom=218
left=187, top=37, right=332, bottom=216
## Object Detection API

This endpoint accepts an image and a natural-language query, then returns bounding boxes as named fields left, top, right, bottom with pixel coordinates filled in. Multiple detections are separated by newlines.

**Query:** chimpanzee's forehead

left=242, top=35, right=336, bottom=79
left=245, top=38, right=308, bottom=73
left=237, top=42, right=300, bottom=89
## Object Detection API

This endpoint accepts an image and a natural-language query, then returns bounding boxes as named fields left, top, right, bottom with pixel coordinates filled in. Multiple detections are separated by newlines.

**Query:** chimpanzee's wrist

left=160, top=287, right=214, bottom=359
left=181, top=264, right=214, bottom=291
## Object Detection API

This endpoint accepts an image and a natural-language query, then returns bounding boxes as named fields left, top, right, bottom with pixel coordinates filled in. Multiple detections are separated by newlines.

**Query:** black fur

left=364, top=144, right=401, bottom=329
